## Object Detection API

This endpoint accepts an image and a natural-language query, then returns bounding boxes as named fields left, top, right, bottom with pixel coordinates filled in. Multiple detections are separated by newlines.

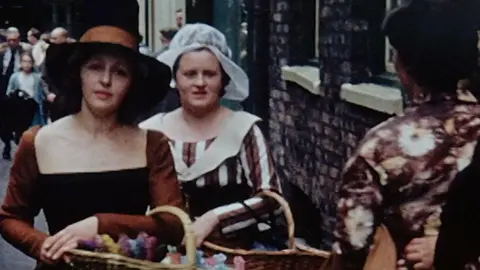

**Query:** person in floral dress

left=333, top=1, right=480, bottom=269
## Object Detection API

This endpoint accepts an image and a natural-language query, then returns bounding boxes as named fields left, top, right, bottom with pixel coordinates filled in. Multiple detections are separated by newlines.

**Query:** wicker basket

left=66, top=206, right=196, bottom=270
left=202, top=190, right=330, bottom=270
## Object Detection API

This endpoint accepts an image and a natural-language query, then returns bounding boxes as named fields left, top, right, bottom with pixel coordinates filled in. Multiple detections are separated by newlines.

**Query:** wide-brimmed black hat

left=44, top=0, right=171, bottom=111
left=382, top=0, right=480, bottom=90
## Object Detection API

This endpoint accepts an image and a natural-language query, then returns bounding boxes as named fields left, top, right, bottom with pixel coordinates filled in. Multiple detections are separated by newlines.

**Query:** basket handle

left=204, top=190, right=295, bottom=251
left=146, top=205, right=195, bottom=267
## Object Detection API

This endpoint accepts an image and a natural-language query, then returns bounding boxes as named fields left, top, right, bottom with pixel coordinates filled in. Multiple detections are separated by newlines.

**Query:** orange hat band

left=79, top=26, right=137, bottom=49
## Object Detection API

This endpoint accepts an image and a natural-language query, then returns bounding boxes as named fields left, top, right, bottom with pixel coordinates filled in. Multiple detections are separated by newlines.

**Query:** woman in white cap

left=141, top=23, right=283, bottom=249
left=153, top=23, right=244, bottom=113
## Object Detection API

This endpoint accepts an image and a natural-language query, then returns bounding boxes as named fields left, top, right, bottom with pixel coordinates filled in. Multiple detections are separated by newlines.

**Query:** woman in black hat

left=333, top=1, right=480, bottom=269
left=0, top=0, right=184, bottom=269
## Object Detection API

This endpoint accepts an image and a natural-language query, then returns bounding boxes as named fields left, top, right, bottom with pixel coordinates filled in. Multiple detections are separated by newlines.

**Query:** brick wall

left=268, top=0, right=394, bottom=248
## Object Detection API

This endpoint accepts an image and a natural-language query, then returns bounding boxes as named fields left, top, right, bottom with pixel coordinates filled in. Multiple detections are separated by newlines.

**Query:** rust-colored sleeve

left=95, top=130, right=185, bottom=244
left=0, top=126, right=48, bottom=260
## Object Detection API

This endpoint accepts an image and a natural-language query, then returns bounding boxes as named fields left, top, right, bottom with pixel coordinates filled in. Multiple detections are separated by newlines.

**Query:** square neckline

left=38, top=167, right=149, bottom=176
left=33, top=126, right=161, bottom=175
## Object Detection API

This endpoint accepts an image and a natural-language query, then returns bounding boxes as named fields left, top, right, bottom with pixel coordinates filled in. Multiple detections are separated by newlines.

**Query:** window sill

left=340, top=83, right=403, bottom=115
left=280, top=66, right=403, bottom=115
left=281, top=65, right=323, bottom=96
left=371, top=72, right=400, bottom=87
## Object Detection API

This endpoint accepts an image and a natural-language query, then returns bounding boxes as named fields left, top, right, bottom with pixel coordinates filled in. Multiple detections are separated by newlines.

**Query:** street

left=0, top=145, right=49, bottom=270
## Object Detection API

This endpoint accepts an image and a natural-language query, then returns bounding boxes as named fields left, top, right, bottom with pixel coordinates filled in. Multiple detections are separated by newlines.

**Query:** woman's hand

left=47, top=93, right=56, bottom=102
left=191, top=211, right=219, bottom=247
left=64, top=216, right=99, bottom=240
left=39, top=217, right=99, bottom=264
left=40, top=229, right=79, bottom=264
left=397, top=236, right=437, bottom=269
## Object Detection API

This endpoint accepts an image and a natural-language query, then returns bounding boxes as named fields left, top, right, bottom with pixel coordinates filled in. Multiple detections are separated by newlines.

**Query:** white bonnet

left=157, top=23, right=248, bottom=101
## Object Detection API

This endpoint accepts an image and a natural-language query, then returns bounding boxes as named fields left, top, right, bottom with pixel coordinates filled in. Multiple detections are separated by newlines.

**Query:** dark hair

left=175, top=8, right=183, bottom=13
left=54, top=48, right=149, bottom=125
left=29, top=28, right=41, bottom=40
left=160, top=27, right=178, bottom=41
left=383, top=0, right=479, bottom=94
left=172, top=47, right=231, bottom=97
left=41, top=32, right=50, bottom=43
left=20, top=51, right=34, bottom=62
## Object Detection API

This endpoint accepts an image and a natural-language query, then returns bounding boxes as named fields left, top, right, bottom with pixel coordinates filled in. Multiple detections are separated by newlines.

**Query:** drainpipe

left=244, top=0, right=270, bottom=136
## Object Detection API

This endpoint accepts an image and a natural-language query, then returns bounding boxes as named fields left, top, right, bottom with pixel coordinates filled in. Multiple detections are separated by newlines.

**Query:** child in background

left=6, top=52, right=46, bottom=142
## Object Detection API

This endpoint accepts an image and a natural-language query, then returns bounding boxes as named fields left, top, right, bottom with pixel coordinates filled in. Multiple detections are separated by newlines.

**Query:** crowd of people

left=0, top=26, right=75, bottom=160
left=0, top=10, right=182, bottom=161
left=0, top=0, right=480, bottom=270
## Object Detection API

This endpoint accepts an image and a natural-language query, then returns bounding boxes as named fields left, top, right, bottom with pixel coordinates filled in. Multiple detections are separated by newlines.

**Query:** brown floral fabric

left=334, top=89, right=480, bottom=269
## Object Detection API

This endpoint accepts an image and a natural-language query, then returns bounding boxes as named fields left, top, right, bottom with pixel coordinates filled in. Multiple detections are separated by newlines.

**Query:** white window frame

left=385, top=0, right=403, bottom=72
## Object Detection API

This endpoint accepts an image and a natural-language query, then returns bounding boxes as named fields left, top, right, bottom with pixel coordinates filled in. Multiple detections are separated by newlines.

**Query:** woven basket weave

left=202, top=190, right=330, bottom=270
left=66, top=206, right=196, bottom=270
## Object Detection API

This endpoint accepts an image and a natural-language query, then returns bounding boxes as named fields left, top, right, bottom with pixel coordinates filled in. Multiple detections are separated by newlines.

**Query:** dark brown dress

left=0, top=127, right=185, bottom=269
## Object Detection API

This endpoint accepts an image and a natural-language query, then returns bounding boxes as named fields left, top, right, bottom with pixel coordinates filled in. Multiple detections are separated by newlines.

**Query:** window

left=384, top=0, right=402, bottom=72
left=289, top=0, right=319, bottom=65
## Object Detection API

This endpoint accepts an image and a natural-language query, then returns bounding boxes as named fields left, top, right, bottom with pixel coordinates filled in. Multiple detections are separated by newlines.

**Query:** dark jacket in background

left=435, top=141, right=480, bottom=270
left=0, top=47, right=25, bottom=96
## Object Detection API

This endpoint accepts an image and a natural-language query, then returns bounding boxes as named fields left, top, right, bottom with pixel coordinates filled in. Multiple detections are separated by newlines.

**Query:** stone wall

left=268, top=0, right=394, bottom=248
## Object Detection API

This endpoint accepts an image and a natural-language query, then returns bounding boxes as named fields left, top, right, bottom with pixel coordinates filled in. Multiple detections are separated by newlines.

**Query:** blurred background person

left=27, top=28, right=48, bottom=68
left=0, top=29, right=26, bottom=159
left=0, top=29, right=6, bottom=43
left=6, top=27, right=32, bottom=52
left=40, top=32, right=50, bottom=43
left=49, top=27, right=69, bottom=45
left=5, top=52, right=46, bottom=143
left=138, top=35, right=153, bottom=56
left=154, top=27, right=178, bottom=57
left=175, top=8, right=184, bottom=28
left=42, top=27, right=70, bottom=123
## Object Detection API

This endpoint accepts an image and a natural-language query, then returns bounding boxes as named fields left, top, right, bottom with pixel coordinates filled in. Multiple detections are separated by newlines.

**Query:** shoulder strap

left=175, top=111, right=261, bottom=182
